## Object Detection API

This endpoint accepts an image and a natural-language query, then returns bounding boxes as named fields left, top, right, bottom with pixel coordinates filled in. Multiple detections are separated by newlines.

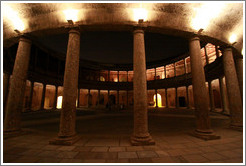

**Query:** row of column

left=3, top=27, right=243, bottom=145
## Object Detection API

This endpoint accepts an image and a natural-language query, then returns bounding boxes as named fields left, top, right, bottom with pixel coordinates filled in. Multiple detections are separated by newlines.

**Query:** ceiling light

left=63, top=9, right=79, bottom=22
left=3, top=4, right=25, bottom=31
left=133, top=8, right=148, bottom=22
left=229, top=34, right=237, bottom=44
left=191, top=3, right=226, bottom=31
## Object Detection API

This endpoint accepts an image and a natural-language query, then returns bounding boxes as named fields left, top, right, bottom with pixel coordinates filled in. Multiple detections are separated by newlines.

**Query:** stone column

left=126, top=90, right=129, bottom=107
left=77, top=89, right=80, bottom=108
left=164, top=66, right=167, bottom=78
left=3, top=73, right=10, bottom=110
left=53, top=86, right=58, bottom=109
left=208, top=81, right=215, bottom=112
left=29, top=81, right=34, bottom=110
left=40, top=83, right=46, bottom=110
left=155, top=89, right=158, bottom=108
left=205, top=46, right=215, bottom=112
left=131, top=27, right=155, bottom=145
left=218, top=77, right=229, bottom=113
left=4, top=37, right=32, bottom=134
left=186, top=86, right=190, bottom=109
left=165, top=88, right=168, bottom=108
left=50, top=28, right=80, bottom=145
left=215, top=46, right=229, bottom=113
left=234, top=57, right=243, bottom=101
left=88, top=89, right=91, bottom=108
left=184, top=59, right=187, bottom=74
left=108, top=70, right=110, bottom=82
left=189, top=36, right=219, bottom=140
left=117, top=90, right=119, bottom=106
left=222, top=46, right=243, bottom=129
left=175, top=87, right=178, bottom=108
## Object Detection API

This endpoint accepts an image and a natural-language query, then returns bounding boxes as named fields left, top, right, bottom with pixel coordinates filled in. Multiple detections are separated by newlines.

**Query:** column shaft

left=29, top=81, right=34, bottom=110
left=77, top=89, right=80, bottom=108
left=4, top=37, right=32, bottom=133
left=208, top=81, right=215, bottom=111
left=88, top=89, right=91, bottom=107
left=175, top=87, right=178, bottom=108
left=235, top=57, right=243, bottom=101
left=131, top=28, right=154, bottom=145
left=189, top=36, right=218, bottom=139
left=155, top=89, right=158, bottom=108
left=40, top=84, right=46, bottom=110
left=222, top=47, right=243, bottom=128
left=186, top=86, right=190, bottom=109
left=165, top=88, right=168, bottom=108
left=218, top=77, right=229, bottom=113
left=57, top=29, right=80, bottom=141
left=3, top=73, right=10, bottom=110
left=53, top=86, right=58, bottom=109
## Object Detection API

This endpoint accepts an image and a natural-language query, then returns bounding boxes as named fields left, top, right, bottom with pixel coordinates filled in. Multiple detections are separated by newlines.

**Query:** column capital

left=19, top=36, right=32, bottom=44
left=69, top=28, right=80, bottom=36
left=189, top=35, right=200, bottom=42
left=133, top=26, right=145, bottom=34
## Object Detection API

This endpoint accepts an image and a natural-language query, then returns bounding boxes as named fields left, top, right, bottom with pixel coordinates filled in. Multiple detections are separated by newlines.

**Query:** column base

left=49, top=135, right=81, bottom=146
left=3, top=129, right=27, bottom=139
left=191, top=130, right=220, bottom=141
left=130, top=135, right=155, bottom=146
left=230, top=124, right=243, bottom=131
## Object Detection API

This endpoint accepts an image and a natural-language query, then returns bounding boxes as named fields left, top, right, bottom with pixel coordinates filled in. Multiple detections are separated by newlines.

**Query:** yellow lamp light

left=133, top=8, right=148, bottom=22
left=63, top=9, right=79, bottom=22
left=229, top=34, right=237, bottom=44
left=57, top=96, right=63, bottom=109
left=3, top=4, right=25, bottom=31
left=153, top=93, right=162, bottom=107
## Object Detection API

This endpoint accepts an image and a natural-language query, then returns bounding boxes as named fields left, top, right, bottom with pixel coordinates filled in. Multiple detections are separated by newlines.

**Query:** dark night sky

left=37, top=31, right=189, bottom=64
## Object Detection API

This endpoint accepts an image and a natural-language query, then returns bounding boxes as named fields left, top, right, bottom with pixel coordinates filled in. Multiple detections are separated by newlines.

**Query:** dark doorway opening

left=179, top=97, right=186, bottom=107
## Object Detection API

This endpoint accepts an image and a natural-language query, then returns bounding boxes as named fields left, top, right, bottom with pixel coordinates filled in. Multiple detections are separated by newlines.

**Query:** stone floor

left=3, top=109, right=244, bottom=163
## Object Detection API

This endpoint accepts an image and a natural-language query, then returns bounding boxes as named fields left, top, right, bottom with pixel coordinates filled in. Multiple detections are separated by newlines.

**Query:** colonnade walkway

left=3, top=109, right=243, bottom=163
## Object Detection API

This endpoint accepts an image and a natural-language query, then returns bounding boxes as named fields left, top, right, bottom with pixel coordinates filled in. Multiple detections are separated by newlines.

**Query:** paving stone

left=13, top=156, right=40, bottom=163
left=152, top=156, right=179, bottom=163
left=42, top=145, right=60, bottom=150
left=3, top=154, right=22, bottom=163
left=155, top=150, right=170, bottom=157
left=137, top=151, right=158, bottom=158
left=166, top=149, right=185, bottom=156
left=106, top=159, right=129, bottom=163
left=201, top=152, right=227, bottom=161
left=37, top=157, right=62, bottom=163
left=126, top=146, right=144, bottom=151
left=118, top=152, right=138, bottom=159
left=74, top=152, right=98, bottom=159
left=109, top=146, right=126, bottom=152
left=18, top=149, right=43, bottom=156
left=57, top=146, right=76, bottom=151
left=182, top=154, right=209, bottom=163
left=4, top=147, right=29, bottom=155
left=37, top=150, right=60, bottom=158
left=217, top=150, right=243, bottom=158
left=85, top=138, right=119, bottom=146
left=198, top=146, right=217, bottom=153
left=59, top=158, right=85, bottom=163
left=73, top=146, right=93, bottom=152
left=94, top=152, right=118, bottom=159
left=91, top=147, right=109, bottom=152
left=129, top=158, right=153, bottom=163
left=57, top=151, right=79, bottom=159
left=83, top=159, right=106, bottom=163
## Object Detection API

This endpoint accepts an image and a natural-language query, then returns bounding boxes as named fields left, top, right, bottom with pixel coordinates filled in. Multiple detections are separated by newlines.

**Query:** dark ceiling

left=34, top=31, right=190, bottom=64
